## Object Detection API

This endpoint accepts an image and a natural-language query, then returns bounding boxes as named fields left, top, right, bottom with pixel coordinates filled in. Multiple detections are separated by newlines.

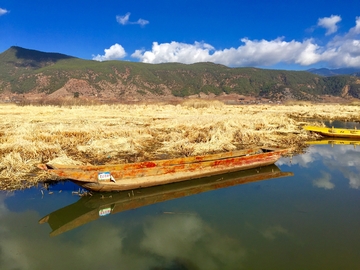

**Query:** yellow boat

left=303, top=126, right=360, bottom=139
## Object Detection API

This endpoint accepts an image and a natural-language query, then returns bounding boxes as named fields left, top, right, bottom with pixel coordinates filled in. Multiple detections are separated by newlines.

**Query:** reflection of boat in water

left=39, top=165, right=293, bottom=237
left=304, top=126, right=360, bottom=139
left=37, top=147, right=291, bottom=192
left=306, top=138, right=360, bottom=148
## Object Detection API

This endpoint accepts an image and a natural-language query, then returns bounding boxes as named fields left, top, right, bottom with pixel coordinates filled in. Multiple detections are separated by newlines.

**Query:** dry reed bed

left=1, top=101, right=358, bottom=190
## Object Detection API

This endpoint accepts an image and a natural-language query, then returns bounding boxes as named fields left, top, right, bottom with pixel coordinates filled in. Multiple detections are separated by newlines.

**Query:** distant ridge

left=307, top=67, right=360, bottom=77
left=10, top=46, right=74, bottom=61
left=0, top=46, right=75, bottom=74
left=0, top=46, right=360, bottom=101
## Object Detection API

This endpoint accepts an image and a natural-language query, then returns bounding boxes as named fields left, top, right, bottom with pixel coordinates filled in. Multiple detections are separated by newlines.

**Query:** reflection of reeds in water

left=1, top=102, right=358, bottom=190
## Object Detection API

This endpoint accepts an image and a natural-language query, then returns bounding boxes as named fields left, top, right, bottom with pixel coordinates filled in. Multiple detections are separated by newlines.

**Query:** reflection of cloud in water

left=0, top=192, right=155, bottom=270
left=338, top=168, right=360, bottom=189
left=277, top=147, right=320, bottom=167
left=0, top=194, right=245, bottom=270
left=261, top=225, right=289, bottom=240
left=313, top=171, right=334, bottom=190
left=141, top=214, right=246, bottom=270
left=0, top=193, right=12, bottom=218
left=279, top=145, right=360, bottom=189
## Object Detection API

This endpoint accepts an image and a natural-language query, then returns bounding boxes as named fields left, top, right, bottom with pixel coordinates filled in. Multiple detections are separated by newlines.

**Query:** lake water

left=1, top=142, right=360, bottom=269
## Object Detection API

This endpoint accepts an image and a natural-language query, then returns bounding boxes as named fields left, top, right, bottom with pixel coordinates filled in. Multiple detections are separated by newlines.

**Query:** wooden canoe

left=39, top=164, right=293, bottom=237
left=303, top=125, right=360, bottom=139
left=37, top=147, right=291, bottom=192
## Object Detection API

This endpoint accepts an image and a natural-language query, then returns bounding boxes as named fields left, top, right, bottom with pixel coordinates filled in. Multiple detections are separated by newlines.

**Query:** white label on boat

left=99, top=207, right=112, bottom=217
left=98, top=172, right=111, bottom=181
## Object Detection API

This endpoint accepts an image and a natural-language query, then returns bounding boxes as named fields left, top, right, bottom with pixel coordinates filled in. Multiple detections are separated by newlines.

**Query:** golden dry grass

left=1, top=101, right=359, bottom=190
left=181, top=99, right=225, bottom=109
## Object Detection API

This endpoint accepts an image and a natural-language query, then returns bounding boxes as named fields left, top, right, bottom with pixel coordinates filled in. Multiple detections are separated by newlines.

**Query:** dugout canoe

left=37, top=147, right=292, bottom=192
left=39, top=164, right=293, bottom=237
left=303, top=125, right=360, bottom=139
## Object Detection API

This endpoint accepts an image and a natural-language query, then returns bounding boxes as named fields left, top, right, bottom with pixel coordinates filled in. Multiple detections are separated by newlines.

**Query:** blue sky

left=1, top=0, right=360, bottom=70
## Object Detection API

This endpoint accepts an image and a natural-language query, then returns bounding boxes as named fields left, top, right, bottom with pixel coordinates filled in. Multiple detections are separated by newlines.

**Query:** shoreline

left=1, top=102, right=359, bottom=191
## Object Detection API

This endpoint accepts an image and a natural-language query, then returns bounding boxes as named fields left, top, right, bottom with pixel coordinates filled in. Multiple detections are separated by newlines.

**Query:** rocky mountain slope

left=1, top=46, right=360, bottom=101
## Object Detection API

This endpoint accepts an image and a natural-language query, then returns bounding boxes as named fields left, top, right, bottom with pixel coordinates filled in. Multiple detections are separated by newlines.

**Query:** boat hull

left=38, top=148, right=291, bottom=192
left=303, top=126, right=360, bottom=139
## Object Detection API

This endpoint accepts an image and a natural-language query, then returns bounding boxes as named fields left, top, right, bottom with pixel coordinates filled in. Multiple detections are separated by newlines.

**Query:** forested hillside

left=1, top=46, right=360, bottom=101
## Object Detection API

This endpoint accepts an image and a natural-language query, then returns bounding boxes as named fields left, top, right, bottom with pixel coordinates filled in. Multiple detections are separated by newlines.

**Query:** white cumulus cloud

left=132, top=41, right=215, bottom=64
left=130, top=16, right=360, bottom=68
left=93, top=16, right=360, bottom=68
left=321, top=16, right=360, bottom=67
left=131, top=38, right=322, bottom=67
left=318, top=15, right=342, bottom=35
left=116, top=12, right=149, bottom=26
left=321, top=39, right=360, bottom=67
left=92, top=43, right=127, bottom=61
left=350, top=16, right=360, bottom=35
left=0, top=8, right=9, bottom=16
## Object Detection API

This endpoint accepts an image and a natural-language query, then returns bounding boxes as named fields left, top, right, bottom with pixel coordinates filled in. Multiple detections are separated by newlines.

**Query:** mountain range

left=1, top=46, right=360, bottom=102
left=307, top=68, right=360, bottom=77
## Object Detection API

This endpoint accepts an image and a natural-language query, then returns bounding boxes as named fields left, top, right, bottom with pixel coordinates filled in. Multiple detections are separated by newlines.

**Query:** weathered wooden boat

left=303, top=125, right=360, bottom=139
left=39, top=164, right=293, bottom=237
left=37, top=147, right=291, bottom=192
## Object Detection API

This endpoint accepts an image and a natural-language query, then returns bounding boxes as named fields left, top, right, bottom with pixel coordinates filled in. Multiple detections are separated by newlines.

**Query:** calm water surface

left=1, top=142, right=360, bottom=270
